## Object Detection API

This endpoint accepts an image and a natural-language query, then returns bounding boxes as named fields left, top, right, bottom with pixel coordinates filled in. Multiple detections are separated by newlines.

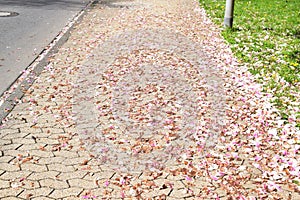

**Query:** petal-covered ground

left=0, top=0, right=299, bottom=199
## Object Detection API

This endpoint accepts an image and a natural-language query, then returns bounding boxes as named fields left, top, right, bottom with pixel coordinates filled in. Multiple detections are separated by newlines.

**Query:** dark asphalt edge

left=0, top=0, right=99, bottom=124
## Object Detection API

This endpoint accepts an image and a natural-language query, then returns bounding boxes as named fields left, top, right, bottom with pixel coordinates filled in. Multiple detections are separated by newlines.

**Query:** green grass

left=199, top=0, right=300, bottom=127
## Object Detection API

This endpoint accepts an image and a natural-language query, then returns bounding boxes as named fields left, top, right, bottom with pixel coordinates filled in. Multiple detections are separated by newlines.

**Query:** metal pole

left=224, top=0, right=235, bottom=28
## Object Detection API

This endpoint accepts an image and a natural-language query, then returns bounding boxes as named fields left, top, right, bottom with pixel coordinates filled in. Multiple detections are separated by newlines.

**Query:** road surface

left=0, top=0, right=89, bottom=96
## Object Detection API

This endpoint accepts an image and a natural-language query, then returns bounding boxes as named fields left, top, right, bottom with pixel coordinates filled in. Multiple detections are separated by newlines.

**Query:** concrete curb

left=0, top=0, right=99, bottom=124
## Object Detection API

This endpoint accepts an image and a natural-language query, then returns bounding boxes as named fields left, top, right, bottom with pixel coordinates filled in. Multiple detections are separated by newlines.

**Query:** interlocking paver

left=21, top=163, right=48, bottom=173
left=1, top=197, right=23, bottom=200
left=26, top=149, right=54, bottom=158
left=3, top=149, right=24, bottom=158
left=51, top=150, right=79, bottom=158
left=168, top=188, right=192, bottom=199
left=63, top=157, right=90, bottom=166
left=27, top=171, right=60, bottom=181
left=20, top=180, right=41, bottom=190
left=0, top=139, right=12, bottom=146
left=68, top=178, right=97, bottom=189
left=57, top=171, right=87, bottom=180
left=48, top=187, right=83, bottom=199
left=16, top=144, right=44, bottom=151
left=37, top=157, right=64, bottom=165
left=88, top=187, right=113, bottom=197
left=142, top=188, right=172, bottom=198
left=39, top=179, right=69, bottom=189
left=0, top=163, right=20, bottom=172
left=83, top=171, right=115, bottom=181
left=37, top=138, right=60, bottom=145
left=41, top=128, right=65, bottom=134
left=47, top=164, right=75, bottom=173
left=31, top=197, right=54, bottom=200
left=0, top=188, right=24, bottom=199
left=0, top=128, right=19, bottom=135
left=0, top=179, right=10, bottom=189
left=0, top=171, right=32, bottom=181
left=0, top=144, right=23, bottom=151
left=0, top=155, right=14, bottom=163
left=18, top=127, right=42, bottom=134
left=18, top=187, right=53, bottom=199
left=1, top=132, right=29, bottom=140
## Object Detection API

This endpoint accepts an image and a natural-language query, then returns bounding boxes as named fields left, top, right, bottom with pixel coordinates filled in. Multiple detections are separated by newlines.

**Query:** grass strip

left=199, top=0, right=300, bottom=127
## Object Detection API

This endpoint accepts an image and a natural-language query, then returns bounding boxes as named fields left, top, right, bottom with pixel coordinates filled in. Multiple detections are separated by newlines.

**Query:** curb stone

left=0, top=0, right=99, bottom=124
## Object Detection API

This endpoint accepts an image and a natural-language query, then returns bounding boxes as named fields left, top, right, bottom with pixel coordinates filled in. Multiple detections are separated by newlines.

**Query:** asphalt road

left=0, top=0, right=90, bottom=96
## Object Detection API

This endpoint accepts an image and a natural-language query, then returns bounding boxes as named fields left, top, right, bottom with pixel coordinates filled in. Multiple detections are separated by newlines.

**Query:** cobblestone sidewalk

left=1, top=0, right=299, bottom=199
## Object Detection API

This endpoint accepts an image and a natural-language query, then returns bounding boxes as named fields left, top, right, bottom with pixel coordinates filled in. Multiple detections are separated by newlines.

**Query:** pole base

left=224, top=17, right=233, bottom=28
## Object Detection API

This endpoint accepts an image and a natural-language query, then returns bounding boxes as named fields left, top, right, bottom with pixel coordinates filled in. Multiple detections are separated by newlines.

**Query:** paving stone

left=141, top=188, right=172, bottom=198
left=168, top=188, right=192, bottom=199
left=47, top=164, right=75, bottom=173
left=108, top=188, right=126, bottom=199
left=27, top=150, right=54, bottom=158
left=0, top=188, right=24, bottom=198
left=10, top=103, right=31, bottom=112
left=27, top=171, right=60, bottom=181
left=243, top=181, right=258, bottom=190
left=291, top=193, right=300, bottom=200
left=214, top=188, right=227, bottom=198
left=164, top=180, right=185, bottom=189
left=12, top=138, right=36, bottom=145
left=1, top=132, right=29, bottom=140
left=0, top=128, right=19, bottom=135
left=37, top=138, right=60, bottom=145
left=83, top=171, right=115, bottom=181
left=21, top=163, right=48, bottom=173
left=30, top=197, right=54, bottom=200
left=74, top=164, right=103, bottom=174
left=153, top=179, right=184, bottom=190
left=68, top=178, right=97, bottom=189
left=52, top=150, right=79, bottom=158
left=16, top=143, right=43, bottom=151
left=0, top=155, right=14, bottom=163
left=182, top=178, right=212, bottom=189
left=19, top=127, right=42, bottom=134
left=48, top=187, right=83, bottom=199
left=0, top=139, right=12, bottom=146
left=184, top=197, right=197, bottom=200
left=165, top=174, right=185, bottom=181
left=139, top=172, right=166, bottom=181
left=0, top=163, right=21, bottom=172
left=56, top=170, right=87, bottom=180
left=89, top=187, right=114, bottom=197
left=0, top=171, right=32, bottom=181
left=4, top=149, right=25, bottom=157
left=63, top=157, right=90, bottom=166
left=62, top=196, right=82, bottom=200
left=0, top=144, right=22, bottom=151
left=41, top=128, right=65, bottom=134
left=38, top=157, right=64, bottom=165
left=46, top=133, right=70, bottom=140
left=1, top=121, right=26, bottom=129
left=69, top=137, right=82, bottom=147
left=1, top=197, right=23, bottom=200
left=39, top=179, right=69, bottom=189
left=21, top=180, right=42, bottom=190
left=0, top=179, right=10, bottom=189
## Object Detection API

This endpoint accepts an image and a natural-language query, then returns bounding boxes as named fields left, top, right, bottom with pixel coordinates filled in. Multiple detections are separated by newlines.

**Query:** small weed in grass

left=199, top=0, right=300, bottom=127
